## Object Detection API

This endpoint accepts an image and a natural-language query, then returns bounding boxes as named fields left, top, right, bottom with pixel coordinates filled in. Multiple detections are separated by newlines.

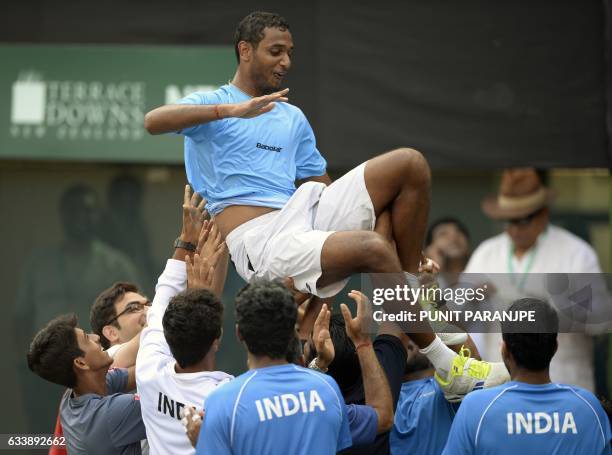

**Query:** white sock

left=404, top=272, right=420, bottom=288
left=419, top=336, right=457, bottom=378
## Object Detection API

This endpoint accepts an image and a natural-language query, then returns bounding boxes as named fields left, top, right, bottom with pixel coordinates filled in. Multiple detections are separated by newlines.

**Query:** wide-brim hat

left=481, top=168, right=555, bottom=220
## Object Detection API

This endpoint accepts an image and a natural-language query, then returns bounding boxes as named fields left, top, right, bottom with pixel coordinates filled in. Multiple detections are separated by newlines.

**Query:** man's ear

left=102, top=325, right=119, bottom=346
left=211, top=338, right=220, bottom=353
left=235, top=324, right=243, bottom=342
left=238, top=41, right=252, bottom=63
left=500, top=339, right=512, bottom=364
left=73, top=356, right=89, bottom=372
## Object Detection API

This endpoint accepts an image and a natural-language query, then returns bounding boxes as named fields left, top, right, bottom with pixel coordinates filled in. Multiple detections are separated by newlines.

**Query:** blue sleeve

left=324, top=375, right=353, bottom=451
left=577, top=389, right=612, bottom=451
left=105, top=368, right=128, bottom=394
left=442, top=394, right=476, bottom=455
left=346, top=404, right=378, bottom=447
left=196, top=389, right=232, bottom=455
left=106, top=393, right=147, bottom=446
left=175, top=91, right=224, bottom=139
left=294, top=113, right=326, bottom=180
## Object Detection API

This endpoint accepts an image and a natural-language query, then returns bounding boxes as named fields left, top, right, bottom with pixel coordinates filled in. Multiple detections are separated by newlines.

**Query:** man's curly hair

left=236, top=280, right=296, bottom=359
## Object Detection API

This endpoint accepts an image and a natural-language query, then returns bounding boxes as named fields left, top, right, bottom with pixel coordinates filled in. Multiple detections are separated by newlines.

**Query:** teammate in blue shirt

left=390, top=338, right=459, bottom=455
left=195, top=280, right=352, bottom=455
left=443, top=298, right=612, bottom=454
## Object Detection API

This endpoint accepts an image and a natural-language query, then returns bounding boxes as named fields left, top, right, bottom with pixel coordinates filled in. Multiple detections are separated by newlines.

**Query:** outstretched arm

left=341, top=291, right=394, bottom=433
left=144, top=89, right=289, bottom=135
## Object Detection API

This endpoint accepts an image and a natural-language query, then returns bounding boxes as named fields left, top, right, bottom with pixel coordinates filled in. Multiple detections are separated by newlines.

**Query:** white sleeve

left=136, top=259, right=187, bottom=382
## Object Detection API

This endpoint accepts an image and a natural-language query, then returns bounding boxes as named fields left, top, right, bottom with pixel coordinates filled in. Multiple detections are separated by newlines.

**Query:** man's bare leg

left=318, top=230, right=434, bottom=348
left=364, top=148, right=431, bottom=273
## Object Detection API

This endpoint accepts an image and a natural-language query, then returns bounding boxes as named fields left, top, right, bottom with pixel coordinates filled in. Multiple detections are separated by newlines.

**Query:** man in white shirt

left=464, top=168, right=603, bottom=390
left=136, top=185, right=231, bottom=455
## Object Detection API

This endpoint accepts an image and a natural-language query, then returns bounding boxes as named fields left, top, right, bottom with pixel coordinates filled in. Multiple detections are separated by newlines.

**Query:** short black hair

left=326, top=314, right=362, bottom=394
left=286, top=333, right=303, bottom=365
left=233, top=11, right=290, bottom=62
left=425, top=217, right=470, bottom=247
left=235, top=280, right=296, bottom=359
left=27, top=314, right=83, bottom=388
left=501, top=298, right=559, bottom=371
left=90, top=282, right=140, bottom=349
left=163, top=289, right=223, bottom=369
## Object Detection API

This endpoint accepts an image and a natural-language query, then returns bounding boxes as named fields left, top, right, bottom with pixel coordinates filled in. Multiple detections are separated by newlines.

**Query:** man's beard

left=252, top=67, right=280, bottom=95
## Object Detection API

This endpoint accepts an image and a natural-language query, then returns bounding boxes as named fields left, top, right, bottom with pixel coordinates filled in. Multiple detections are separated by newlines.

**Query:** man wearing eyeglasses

left=464, top=168, right=603, bottom=391
left=91, top=283, right=151, bottom=358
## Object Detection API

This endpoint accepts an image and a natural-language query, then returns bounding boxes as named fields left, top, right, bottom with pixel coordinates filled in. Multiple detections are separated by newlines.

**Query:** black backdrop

left=1, top=0, right=609, bottom=169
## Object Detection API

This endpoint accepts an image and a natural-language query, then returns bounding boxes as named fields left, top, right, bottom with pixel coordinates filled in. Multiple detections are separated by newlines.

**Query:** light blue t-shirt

left=390, top=377, right=458, bottom=455
left=177, top=84, right=327, bottom=215
left=196, top=363, right=352, bottom=455
left=442, top=381, right=612, bottom=455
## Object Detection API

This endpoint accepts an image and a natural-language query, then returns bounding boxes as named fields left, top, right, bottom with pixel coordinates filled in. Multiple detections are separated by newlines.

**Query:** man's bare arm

left=112, top=333, right=142, bottom=369
left=144, top=89, right=289, bottom=135
left=341, top=291, right=394, bottom=433
left=125, top=366, right=136, bottom=392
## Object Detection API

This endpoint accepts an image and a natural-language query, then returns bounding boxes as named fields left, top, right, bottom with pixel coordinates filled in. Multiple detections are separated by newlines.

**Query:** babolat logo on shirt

left=506, top=411, right=577, bottom=434
left=256, top=142, right=283, bottom=152
left=254, top=390, right=326, bottom=422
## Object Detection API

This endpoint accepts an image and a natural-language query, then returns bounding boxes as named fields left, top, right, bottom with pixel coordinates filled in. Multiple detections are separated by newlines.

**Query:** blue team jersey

left=196, top=364, right=352, bottom=455
left=177, top=84, right=327, bottom=215
left=390, top=377, right=458, bottom=455
left=443, top=381, right=612, bottom=455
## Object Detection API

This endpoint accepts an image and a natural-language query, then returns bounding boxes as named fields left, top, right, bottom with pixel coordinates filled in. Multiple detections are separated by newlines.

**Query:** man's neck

left=511, top=367, right=551, bottom=385
left=247, top=352, right=288, bottom=370
left=231, top=71, right=260, bottom=97
left=513, top=244, right=535, bottom=260
left=402, top=367, right=435, bottom=382
left=73, top=369, right=108, bottom=397
left=174, top=355, right=216, bottom=374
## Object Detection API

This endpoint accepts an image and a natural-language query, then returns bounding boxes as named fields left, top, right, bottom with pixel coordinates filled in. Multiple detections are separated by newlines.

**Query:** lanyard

left=507, top=227, right=547, bottom=291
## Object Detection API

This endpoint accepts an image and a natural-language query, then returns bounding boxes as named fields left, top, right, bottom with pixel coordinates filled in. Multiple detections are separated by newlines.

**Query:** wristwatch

left=308, top=357, right=328, bottom=373
left=174, top=237, right=196, bottom=251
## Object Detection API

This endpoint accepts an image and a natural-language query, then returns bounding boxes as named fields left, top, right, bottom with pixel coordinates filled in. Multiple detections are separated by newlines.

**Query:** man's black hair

left=326, top=314, right=362, bottom=394
left=501, top=298, right=559, bottom=371
left=90, top=282, right=140, bottom=349
left=163, top=289, right=223, bottom=369
left=425, top=217, right=470, bottom=248
left=286, top=332, right=303, bottom=365
left=235, top=280, right=296, bottom=359
left=233, top=11, right=290, bottom=62
left=27, top=314, right=83, bottom=388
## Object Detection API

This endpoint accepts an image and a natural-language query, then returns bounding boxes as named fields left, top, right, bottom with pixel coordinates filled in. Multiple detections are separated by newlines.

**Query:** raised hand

left=198, top=221, right=223, bottom=262
left=187, top=221, right=226, bottom=290
left=418, top=252, right=441, bottom=274
left=340, top=290, right=373, bottom=346
left=226, top=88, right=289, bottom=119
left=180, top=406, right=204, bottom=448
left=312, top=304, right=334, bottom=370
left=186, top=252, right=215, bottom=290
left=180, top=184, right=207, bottom=246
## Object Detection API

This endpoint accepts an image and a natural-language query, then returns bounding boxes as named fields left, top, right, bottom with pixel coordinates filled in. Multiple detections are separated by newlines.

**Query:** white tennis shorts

left=225, top=162, right=376, bottom=298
